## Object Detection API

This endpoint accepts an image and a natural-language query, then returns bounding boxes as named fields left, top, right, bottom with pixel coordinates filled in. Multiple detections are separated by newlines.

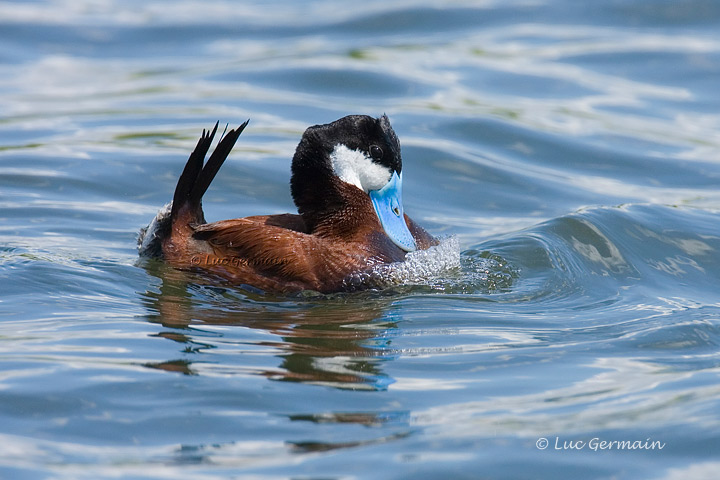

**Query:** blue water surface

left=1, top=0, right=720, bottom=479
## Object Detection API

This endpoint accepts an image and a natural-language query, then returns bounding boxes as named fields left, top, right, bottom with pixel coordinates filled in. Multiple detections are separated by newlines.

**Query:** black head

left=290, top=114, right=403, bottom=228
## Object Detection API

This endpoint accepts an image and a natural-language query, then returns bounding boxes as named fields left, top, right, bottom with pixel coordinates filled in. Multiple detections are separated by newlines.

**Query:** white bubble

left=345, top=236, right=462, bottom=290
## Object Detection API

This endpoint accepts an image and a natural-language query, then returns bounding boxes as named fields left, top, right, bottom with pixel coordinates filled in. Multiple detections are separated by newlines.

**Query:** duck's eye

left=370, top=145, right=383, bottom=160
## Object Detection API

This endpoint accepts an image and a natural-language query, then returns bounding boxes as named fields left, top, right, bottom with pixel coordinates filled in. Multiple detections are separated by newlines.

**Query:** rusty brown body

left=164, top=199, right=435, bottom=293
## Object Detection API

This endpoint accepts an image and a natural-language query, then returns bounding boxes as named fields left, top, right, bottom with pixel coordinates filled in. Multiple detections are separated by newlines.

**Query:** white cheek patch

left=330, top=144, right=391, bottom=192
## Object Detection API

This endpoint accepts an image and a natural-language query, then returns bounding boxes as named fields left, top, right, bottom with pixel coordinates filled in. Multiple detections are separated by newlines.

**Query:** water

left=1, top=0, right=720, bottom=478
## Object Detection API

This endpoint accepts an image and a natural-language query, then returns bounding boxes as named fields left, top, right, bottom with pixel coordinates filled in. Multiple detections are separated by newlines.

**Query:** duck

left=138, top=114, right=437, bottom=294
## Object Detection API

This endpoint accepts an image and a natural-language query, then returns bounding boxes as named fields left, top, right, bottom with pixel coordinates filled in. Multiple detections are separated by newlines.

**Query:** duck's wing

left=191, top=217, right=365, bottom=290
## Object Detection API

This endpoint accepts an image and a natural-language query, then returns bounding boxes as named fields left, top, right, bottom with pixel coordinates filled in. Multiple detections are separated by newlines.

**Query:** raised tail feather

left=170, top=121, right=249, bottom=225
left=138, top=121, right=248, bottom=257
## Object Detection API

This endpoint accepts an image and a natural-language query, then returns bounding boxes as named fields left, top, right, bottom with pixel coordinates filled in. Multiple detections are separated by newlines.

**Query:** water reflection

left=139, top=261, right=398, bottom=390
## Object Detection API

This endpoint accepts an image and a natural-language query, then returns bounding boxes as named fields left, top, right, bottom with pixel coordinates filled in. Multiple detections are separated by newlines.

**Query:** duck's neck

left=299, top=181, right=379, bottom=240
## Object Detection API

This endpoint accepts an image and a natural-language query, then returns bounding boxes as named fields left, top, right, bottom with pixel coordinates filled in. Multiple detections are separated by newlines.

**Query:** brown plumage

left=139, top=115, right=437, bottom=294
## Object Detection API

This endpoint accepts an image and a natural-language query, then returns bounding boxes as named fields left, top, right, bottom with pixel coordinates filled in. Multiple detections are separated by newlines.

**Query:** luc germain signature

left=536, top=436, right=666, bottom=452
left=190, top=254, right=248, bottom=268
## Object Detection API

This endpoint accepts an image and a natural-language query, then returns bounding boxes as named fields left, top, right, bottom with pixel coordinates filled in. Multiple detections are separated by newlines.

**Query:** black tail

left=170, top=120, right=249, bottom=224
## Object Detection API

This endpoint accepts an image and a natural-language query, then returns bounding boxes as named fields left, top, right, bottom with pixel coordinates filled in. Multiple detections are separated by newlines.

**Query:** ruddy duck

left=138, top=114, right=437, bottom=293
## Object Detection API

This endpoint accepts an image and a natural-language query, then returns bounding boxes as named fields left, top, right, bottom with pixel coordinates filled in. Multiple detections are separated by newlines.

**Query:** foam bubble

left=344, top=236, right=462, bottom=290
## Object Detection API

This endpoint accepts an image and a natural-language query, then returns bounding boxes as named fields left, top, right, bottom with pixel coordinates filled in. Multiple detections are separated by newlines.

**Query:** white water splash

left=345, top=236, right=462, bottom=290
